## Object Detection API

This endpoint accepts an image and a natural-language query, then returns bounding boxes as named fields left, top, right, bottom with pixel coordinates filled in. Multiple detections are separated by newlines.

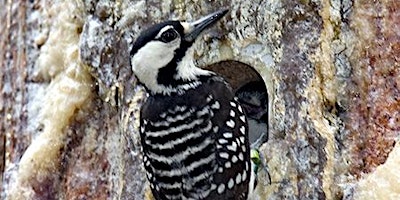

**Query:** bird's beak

left=183, top=9, right=229, bottom=42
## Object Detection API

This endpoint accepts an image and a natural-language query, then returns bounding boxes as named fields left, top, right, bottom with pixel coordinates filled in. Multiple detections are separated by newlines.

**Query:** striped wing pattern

left=140, top=78, right=251, bottom=200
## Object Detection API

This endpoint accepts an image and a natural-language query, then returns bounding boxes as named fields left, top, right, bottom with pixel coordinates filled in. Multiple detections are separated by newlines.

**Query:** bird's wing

left=139, top=76, right=251, bottom=199
left=202, top=76, right=252, bottom=199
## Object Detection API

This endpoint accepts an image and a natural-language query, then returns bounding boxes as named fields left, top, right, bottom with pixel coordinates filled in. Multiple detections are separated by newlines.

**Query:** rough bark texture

left=1, top=0, right=399, bottom=200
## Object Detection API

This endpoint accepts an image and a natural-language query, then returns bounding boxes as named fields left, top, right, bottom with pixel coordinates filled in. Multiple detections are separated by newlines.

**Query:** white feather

left=131, top=39, right=180, bottom=93
left=175, top=48, right=212, bottom=81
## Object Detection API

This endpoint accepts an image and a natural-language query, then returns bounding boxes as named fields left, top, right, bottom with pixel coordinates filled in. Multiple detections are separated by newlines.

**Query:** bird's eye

left=160, top=29, right=178, bottom=43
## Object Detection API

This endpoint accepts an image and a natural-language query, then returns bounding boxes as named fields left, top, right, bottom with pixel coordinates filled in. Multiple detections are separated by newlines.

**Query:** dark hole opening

left=203, top=60, right=269, bottom=149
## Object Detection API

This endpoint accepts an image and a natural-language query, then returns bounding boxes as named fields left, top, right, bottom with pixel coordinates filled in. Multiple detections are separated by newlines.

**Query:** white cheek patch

left=131, top=40, right=180, bottom=90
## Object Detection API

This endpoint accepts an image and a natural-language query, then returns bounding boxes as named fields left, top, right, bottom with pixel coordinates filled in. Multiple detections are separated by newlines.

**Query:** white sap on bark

left=1, top=0, right=400, bottom=200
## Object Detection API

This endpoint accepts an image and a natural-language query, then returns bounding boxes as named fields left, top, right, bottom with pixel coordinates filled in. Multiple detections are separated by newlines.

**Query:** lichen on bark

left=1, top=0, right=399, bottom=200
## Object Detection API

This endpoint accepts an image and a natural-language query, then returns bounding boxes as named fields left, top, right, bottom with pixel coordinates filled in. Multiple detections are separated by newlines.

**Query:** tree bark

left=1, top=0, right=399, bottom=200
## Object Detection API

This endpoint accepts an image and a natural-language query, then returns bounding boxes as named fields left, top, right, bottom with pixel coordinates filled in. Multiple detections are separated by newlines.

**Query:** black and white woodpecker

left=130, top=9, right=255, bottom=199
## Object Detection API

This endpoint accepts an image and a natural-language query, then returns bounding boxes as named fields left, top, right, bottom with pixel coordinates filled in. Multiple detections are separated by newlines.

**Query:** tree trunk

left=1, top=0, right=399, bottom=199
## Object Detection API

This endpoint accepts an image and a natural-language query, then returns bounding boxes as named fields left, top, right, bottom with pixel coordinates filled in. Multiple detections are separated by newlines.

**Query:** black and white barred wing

left=211, top=95, right=251, bottom=200
left=139, top=79, right=251, bottom=199
left=140, top=98, right=222, bottom=199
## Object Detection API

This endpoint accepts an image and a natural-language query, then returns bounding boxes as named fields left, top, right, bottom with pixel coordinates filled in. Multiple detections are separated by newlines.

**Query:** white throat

left=175, top=48, right=212, bottom=81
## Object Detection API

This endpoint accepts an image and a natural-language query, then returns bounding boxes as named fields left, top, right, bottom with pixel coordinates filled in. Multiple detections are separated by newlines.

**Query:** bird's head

left=130, top=9, right=228, bottom=94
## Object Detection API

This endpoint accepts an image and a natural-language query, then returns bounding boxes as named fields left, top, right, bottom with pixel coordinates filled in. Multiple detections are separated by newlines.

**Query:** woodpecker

left=130, top=9, right=253, bottom=200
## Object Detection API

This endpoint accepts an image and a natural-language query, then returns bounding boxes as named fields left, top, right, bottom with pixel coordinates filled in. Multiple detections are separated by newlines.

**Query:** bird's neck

left=174, top=54, right=212, bottom=81
left=147, top=54, right=213, bottom=96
